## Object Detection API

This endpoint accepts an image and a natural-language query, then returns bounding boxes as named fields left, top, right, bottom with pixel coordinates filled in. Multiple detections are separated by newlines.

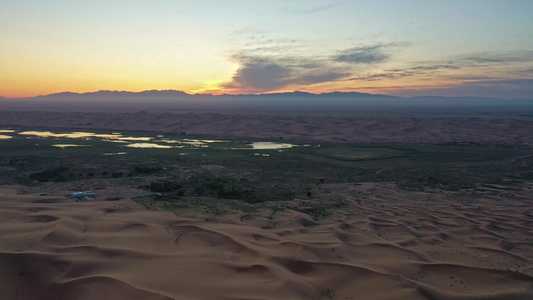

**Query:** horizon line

left=2, top=89, right=532, bottom=100
left=1, top=89, right=380, bottom=99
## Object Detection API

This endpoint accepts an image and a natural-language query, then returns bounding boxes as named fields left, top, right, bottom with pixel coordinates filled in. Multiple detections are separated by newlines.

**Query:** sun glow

left=190, top=79, right=227, bottom=95
left=1, top=1, right=532, bottom=98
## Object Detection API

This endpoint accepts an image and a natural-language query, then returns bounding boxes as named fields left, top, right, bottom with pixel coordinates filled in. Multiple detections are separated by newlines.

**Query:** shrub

left=29, top=167, right=69, bottom=182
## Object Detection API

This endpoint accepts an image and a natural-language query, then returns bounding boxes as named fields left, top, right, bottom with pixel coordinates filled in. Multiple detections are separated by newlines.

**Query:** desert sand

left=1, top=181, right=532, bottom=300
left=1, top=107, right=533, bottom=299
left=1, top=110, right=533, bottom=146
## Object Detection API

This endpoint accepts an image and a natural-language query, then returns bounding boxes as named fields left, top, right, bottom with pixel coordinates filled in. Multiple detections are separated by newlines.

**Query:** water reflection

left=114, top=137, right=152, bottom=141
left=250, top=142, right=295, bottom=149
left=183, top=139, right=227, bottom=143
left=159, top=139, right=207, bottom=147
left=10, top=129, right=302, bottom=151
left=159, top=139, right=227, bottom=147
left=16, top=130, right=226, bottom=148
left=0, top=134, right=12, bottom=139
left=126, top=143, right=174, bottom=149
left=19, top=131, right=122, bottom=140
left=52, top=144, right=92, bottom=148
left=103, top=152, right=127, bottom=156
left=253, top=153, right=270, bottom=157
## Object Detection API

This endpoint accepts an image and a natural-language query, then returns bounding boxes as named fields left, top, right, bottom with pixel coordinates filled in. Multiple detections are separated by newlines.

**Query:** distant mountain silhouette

left=40, top=90, right=189, bottom=98
left=260, top=91, right=315, bottom=97
left=35, top=90, right=394, bottom=98
left=8, top=89, right=528, bottom=102
left=321, top=91, right=399, bottom=98
left=1, top=90, right=530, bottom=111
left=1, top=89, right=532, bottom=116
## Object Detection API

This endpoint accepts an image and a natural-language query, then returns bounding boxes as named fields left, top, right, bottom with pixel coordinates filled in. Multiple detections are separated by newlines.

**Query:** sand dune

left=1, top=111, right=533, bottom=145
left=1, top=107, right=533, bottom=299
left=1, top=182, right=532, bottom=300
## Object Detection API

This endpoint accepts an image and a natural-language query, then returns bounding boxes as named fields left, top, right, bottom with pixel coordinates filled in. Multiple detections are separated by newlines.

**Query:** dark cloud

left=454, top=76, right=500, bottom=80
left=222, top=42, right=402, bottom=92
left=346, top=62, right=462, bottom=81
left=345, top=51, right=533, bottom=83
left=465, top=78, right=533, bottom=87
left=334, top=45, right=391, bottom=64
left=459, top=51, right=533, bottom=65
left=222, top=38, right=532, bottom=96
left=409, top=64, right=459, bottom=71
left=224, top=62, right=290, bottom=91
left=517, top=68, right=533, bottom=75
left=222, top=54, right=349, bottom=92
left=346, top=71, right=414, bottom=81
left=299, top=71, right=350, bottom=85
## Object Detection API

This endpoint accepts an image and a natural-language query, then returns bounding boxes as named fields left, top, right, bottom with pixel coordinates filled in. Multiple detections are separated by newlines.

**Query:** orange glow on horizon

left=0, top=67, right=525, bottom=98
left=0, top=82, right=464, bottom=99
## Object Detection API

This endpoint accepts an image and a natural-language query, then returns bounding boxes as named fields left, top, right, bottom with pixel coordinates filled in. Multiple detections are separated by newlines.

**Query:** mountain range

left=5, top=89, right=522, bottom=102
left=1, top=90, right=532, bottom=116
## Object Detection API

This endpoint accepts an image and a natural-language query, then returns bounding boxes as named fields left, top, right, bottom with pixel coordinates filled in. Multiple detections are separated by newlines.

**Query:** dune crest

left=1, top=182, right=532, bottom=300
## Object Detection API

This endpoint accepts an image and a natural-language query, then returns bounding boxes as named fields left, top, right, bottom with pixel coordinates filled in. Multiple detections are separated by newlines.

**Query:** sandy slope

left=1, top=111, right=533, bottom=145
left=1, top=183, right=532, bottom=300
left=1, top=108, right=533, bottom=299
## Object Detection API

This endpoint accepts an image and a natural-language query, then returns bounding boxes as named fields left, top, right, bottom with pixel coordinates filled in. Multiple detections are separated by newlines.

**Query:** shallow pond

left=5, top=129, right=304, bottom=151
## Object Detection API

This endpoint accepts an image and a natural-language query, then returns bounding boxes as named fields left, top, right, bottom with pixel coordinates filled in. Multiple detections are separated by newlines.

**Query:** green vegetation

left=1, top=129, right=532, bottom=222
left=148, top=180, right=185, bottom=193
left=29, top=166, right=70, bottom=182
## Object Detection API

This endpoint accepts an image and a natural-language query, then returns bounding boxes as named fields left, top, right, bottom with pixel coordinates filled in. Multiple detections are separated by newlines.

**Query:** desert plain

left=1, top=104, right=533, bottom=300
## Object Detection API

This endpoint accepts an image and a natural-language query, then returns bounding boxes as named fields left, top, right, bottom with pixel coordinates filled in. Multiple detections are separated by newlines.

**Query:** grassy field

left=1, top=129, right=532, bottom=222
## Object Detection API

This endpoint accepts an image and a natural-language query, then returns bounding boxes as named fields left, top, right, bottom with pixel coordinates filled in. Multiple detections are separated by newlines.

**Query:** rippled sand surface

left=1, top=182, right=532, bottom=300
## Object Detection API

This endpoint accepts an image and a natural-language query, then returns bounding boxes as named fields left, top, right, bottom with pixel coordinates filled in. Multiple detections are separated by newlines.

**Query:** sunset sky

left=1, top=0, right=532, bottom=98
